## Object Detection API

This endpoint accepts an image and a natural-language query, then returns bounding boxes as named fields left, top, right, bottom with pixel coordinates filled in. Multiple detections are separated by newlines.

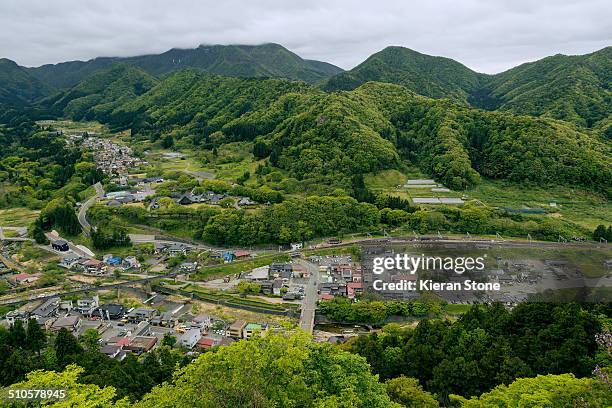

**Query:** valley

left=0, top=39, right=610, bottom=407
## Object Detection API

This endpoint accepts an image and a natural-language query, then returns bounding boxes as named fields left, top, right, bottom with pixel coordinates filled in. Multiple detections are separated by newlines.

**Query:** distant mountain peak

left=25, top=43, right=343, bottom=89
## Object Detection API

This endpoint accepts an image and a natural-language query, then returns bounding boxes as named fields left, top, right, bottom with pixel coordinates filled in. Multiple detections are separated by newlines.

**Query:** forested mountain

left=324, top=46, right=612, bottom=129
left=480, top=46, right=612, bottom=128
left=42, top=63, right=159, bottom=122
left=2, top=45, right=610, bottom=195
left=0, top=58, right=50, bottom=108
left=323, top=46, right=485, bottom=103
left=75, top=69, right=609, bottom=194
left=8, top=43, right=610, bottom=130
left=26, top=43, right=344, bottom=89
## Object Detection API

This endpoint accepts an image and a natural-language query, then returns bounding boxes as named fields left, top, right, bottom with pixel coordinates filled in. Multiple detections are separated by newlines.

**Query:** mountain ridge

left=1, top=43, right=610, bottom=131
left=323, top=45, right=611, bottom=127
left=25, top=43, right=344, bottom=89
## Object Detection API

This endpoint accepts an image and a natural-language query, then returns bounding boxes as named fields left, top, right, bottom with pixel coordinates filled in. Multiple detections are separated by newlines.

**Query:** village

left=0, top=248, right=370, bottom=360
left=0, top=127, right=609, bottom=367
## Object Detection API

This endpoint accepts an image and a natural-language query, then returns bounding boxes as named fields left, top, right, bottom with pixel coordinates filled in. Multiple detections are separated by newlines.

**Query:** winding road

left=78, top=182, right=104, bottom=236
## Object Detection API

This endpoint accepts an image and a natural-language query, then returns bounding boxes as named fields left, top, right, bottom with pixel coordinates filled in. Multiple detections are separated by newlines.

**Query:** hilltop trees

left=136, top=332, right=399, bottom=408
left=593, top=224, right=612, bottom=242
left=5, top=364, right=131, bottom=408
left=91, top=224, right=131, bottom=250
left=341, top=302, right=603, bottom=400
left=450, top=374, right=612, bottom=407
left=0, top=121, right=81, bottom=209
left=38, top=198, right=82, bottom=236
left=385, top=376, right=439, bottom=407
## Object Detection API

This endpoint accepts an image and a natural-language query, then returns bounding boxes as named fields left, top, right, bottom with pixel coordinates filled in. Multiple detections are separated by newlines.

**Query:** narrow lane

left=78, top=182, right=104, bottom=236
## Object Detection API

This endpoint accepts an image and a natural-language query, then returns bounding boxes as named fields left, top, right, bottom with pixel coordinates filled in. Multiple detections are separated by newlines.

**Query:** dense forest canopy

left=324, top=45, right=612, bottom=130
left=323, top=46, right=486, bottom=103
left=0, top=121, right=87, bottom=209
left=2, top=311, right=611, bottom=407
left=340, top=302, right=610, bottom=402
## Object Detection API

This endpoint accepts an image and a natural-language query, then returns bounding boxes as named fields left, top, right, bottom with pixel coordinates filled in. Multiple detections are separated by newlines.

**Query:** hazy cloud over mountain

left=1, top=0, right=610, bottom=73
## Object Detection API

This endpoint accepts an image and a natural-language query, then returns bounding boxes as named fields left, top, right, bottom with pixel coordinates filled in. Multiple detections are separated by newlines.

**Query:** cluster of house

left=80, top=136, right=147, bottom=183
left=105, top=190, right=153, bottom=206
left=317, top=262, right=364, bottom=300
left=3, top=293, right=273, bottom=360
left=242, top=262, right=310, bottom=299
left=5, top=296, right=107, bottom=332
left=58, top=254, right=141, bottom=276
left=150, top=191, right=256, bottom=208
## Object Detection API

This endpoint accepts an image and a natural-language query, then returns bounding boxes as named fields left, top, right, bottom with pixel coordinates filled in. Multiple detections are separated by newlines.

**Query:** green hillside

left=27, top=43, right=343, bottom=88
left=82, top=72, right=610, bottom=195
left=323, top=46, right=485, bottom=103
left=481, top=46, right=612, bottom=128
left=324, top=46, right=611, bottom=129
left=43, top=63, right=159, bottom=122
left=0, top=58, right=51, bottom=107
left=3, top=45, right=610, bottom=195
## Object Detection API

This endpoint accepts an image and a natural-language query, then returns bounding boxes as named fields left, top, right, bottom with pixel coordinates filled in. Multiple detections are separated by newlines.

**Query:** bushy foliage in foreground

left=340, top=302, right=605, bottom=400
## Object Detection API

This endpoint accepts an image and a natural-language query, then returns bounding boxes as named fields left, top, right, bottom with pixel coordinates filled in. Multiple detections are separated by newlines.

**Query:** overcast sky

left=1, top=0, right=610, bottom=73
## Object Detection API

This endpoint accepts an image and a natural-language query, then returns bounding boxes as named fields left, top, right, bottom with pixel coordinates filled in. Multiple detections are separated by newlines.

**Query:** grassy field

left=194, top=254, right=291, bottom=280
left=467, top=180, right=612, bottom=230
left=37, top=120, right=112, bottom=136
left=365, top=167, right=611, bottom=231
left=183, top=285, right=299, bottom=311
left=0, top=208, right=39, bottom=226
left=148, top=142, right=263, bottom=183
left=191, top=300, right=298, bottom=327
left=442, top=303, right=473, bottom=315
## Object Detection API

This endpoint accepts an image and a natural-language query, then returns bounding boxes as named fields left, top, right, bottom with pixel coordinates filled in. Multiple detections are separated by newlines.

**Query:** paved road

left=78, top=182, right=104, bottom=236
left=298, top=258, right=321, bottom=334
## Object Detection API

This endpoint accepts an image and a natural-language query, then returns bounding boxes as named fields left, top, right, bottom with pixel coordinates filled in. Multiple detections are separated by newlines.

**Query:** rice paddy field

left=0, top=208, right=39, bottom=226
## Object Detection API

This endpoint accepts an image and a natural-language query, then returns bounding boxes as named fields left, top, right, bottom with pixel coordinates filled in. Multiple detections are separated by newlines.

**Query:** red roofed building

left=320, top=294, right=334, bottom=301
left=291, top=265, right=309, bottom=278
left=11, top=273, right=39, bottom=285
left=347, top=282, right=363, bottom=299
left=107, top=336, right=131, bottom=348
left=234, top=250, right=251, bottom=258
left=196, top=337, right=221, bottom=350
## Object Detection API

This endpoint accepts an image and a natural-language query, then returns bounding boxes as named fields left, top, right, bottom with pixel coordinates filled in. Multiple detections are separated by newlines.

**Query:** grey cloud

left=0, top=0, right=609, bottom=73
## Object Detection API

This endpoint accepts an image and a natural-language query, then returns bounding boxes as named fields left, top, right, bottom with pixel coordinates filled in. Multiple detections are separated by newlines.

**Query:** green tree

left=386, top=376, right=439, bottom=407
left=161, top=135, right=174, bottom=148
left=161, top=333, right=177, bottom=348
left=80, top=328, right=101, bottom=352
left=450, top=373, right=612, bottom=407
left=4, top=364, right=130, bottom=407
left=29, top=218, right=49, bottom=244
left=137, top=332, right=399, bottom=408
left=8, top=320, right=26, bottom=348
left=75, top=161, right=103, bottom=185
left=25, top=319, right=46, bottom=356
left=54, top=328, right=83, bottom=367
